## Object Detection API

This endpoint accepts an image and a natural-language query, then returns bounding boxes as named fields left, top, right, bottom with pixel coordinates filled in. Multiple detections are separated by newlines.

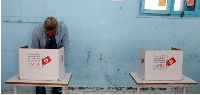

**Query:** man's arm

left=62, top=27, right=69, bottom=66
left=31, top=29, right=40, bottom=49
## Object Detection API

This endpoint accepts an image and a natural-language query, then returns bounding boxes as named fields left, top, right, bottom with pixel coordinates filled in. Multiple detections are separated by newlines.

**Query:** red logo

left=167, top=57, right=176, bottom=66
left=42, top=56, right=52, bottom=65
left=140, top=57, right=144, bottom=64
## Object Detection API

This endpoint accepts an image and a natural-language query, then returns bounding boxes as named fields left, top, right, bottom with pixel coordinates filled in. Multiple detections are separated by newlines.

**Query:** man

left=32, top=17, right=69, bottom=94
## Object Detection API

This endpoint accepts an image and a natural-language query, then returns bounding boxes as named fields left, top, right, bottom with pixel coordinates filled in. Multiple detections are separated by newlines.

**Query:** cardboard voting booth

left=19, top=46, right=65, bottom=80
left=138, top=48, right=183, bottom=80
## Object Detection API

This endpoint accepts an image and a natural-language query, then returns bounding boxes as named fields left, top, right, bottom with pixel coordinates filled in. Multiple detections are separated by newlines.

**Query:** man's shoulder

left=58, top=23, right=68, bottom=29
left=33, top=23, right=44, bottom=33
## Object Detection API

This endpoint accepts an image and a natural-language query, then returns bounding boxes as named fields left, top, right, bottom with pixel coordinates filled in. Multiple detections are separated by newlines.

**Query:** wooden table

left=5, top=73, right=72, bottom=94
left=129, top=73, right=197, bottom=94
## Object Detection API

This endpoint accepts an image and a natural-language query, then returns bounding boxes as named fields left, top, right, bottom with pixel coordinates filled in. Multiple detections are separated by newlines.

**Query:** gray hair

left=44, top=17, right=58, bottom=30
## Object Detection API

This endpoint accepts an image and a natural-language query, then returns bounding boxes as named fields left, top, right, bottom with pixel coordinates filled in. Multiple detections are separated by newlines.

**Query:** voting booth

left=138, top=47, right=183, bottom=80
left=19, top=46, right=65, bottom=80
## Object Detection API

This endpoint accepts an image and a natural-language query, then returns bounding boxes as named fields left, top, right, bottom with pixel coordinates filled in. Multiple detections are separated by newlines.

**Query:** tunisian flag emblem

left=42, top=56, right=52, bottom=65
left=167, top=57, right=176, bottom=66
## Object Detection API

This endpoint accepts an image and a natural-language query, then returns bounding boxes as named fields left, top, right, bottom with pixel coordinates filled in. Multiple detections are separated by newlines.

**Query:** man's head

left=44, top=17, right=58, bottom=37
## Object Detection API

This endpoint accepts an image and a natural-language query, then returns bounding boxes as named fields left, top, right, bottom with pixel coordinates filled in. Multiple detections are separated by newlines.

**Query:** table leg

left=137, top=85, right=140, bottom=94
left=183, top=86, right=186, bottom=94
left=133, top=86, right=135, bottom=94
left=62, top=86, right=66, bottom=94
left=14, top=86, right=19, bottom=94
left=18, top=86, right=20, bottom=93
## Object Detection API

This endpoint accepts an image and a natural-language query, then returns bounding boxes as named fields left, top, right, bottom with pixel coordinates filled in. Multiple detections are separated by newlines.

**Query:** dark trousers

left=36, top=86, right=62, bottom=94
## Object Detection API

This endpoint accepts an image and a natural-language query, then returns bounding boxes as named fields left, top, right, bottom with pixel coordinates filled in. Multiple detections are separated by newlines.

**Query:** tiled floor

left=2, top=86, right=200, bottom=94
left=2, top=90, right=199, bottom=94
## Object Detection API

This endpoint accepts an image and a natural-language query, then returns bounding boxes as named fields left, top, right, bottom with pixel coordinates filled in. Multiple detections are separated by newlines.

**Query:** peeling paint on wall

left=2, top=24, right=7, bottom=27
left=188, top=52, right=198, bottom=59
left=86, top=50, right=91, bottom=63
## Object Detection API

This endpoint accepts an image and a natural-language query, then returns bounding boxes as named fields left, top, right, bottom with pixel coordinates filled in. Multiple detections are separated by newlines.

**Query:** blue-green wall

left=1, top=0, right=200, bottom=92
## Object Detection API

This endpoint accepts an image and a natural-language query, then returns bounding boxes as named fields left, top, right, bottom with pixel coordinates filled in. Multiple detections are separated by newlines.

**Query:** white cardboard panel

left=138, top=48, right=183, bottom=80
left=19, top=47, right=65, bottom=80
